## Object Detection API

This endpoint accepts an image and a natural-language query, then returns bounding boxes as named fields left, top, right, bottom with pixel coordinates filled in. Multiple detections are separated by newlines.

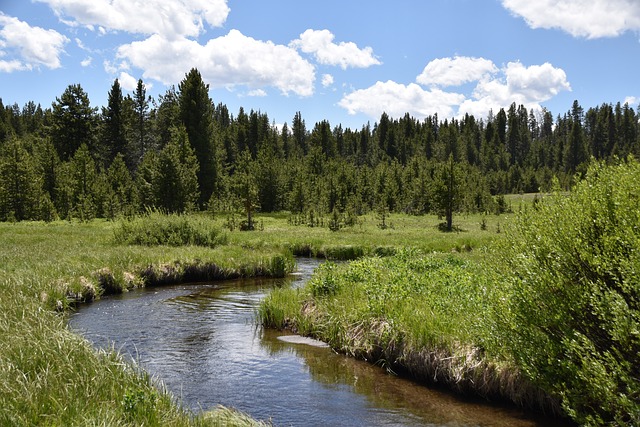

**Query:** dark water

left=68, top=259, right=565, bottom=427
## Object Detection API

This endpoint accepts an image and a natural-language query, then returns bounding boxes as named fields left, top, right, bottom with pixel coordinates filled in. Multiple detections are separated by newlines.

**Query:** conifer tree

left=153, top=126, right=199, bottom=213
left=50, top=84, right=97, bottom=161
left=178, top=68, right=217, bottom=206
left=0, top=137, right=42, bottom=220
left=102, top=79, right=127, bottom=165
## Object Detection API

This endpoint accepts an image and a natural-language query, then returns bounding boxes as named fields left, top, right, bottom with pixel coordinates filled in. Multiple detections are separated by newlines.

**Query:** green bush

left=497, top=159, right=640, bottom=425
left=114, top=211, right=228, bottom=248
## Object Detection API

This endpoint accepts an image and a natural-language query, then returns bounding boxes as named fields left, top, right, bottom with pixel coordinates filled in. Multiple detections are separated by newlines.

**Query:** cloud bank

left=290, top=29, right=381, bottom=69
left=35, top=0, right=230, bottom=37
left=502, top=0, right=640, bottom=39
left=340, top=56, right=571, bottom=120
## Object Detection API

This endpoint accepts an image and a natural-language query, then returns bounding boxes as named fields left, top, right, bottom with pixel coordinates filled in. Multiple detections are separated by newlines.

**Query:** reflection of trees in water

left=260, top=329, right=565, bottom=427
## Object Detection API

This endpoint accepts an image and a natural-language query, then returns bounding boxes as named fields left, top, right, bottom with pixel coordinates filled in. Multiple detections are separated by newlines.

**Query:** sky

left=0, top=0, right=639, bottom=130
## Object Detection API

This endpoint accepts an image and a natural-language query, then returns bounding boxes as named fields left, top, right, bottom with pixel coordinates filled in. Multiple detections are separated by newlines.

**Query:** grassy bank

left=258, top=251, right=558, bottom=413
left=0, top=217, right=293, bottom=426
left=0, top=209, right=512, bottom=425
left=259, top=161, right=640, bottom=426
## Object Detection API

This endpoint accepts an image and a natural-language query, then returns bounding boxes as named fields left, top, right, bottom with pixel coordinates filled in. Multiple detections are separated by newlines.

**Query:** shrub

left=497, top=159, right=640, bottom=425
left=114, top=211, right=228, bottom=248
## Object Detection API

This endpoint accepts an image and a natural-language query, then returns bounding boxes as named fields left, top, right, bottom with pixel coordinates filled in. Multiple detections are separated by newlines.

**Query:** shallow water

left=69, top=258, right=567, bottom=427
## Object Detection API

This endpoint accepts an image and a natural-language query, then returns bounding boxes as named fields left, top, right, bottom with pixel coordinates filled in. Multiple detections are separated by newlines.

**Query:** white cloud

left=117, top=30, right=315, bottom=96
left=502, top=0, right=640, bottom=39
left=417, top=56, right=498, bottom=87
left=321, top=74, right=334, bottom=88
left=290, top=29, right=381, bottom=69
left=0, top=13, right=69, bottom=72
left=459, top=61, right=571, bottom=117
left=339, top=80, right=465, bottom=119
left=339, top=59, right=570, bottom=121
left=36, top=0, right=230, bottom=38
left=624, top=96, right=639, bottom=107
left=118, top=71, right=138, bottom=90
left=247, top=89, right=267, bottom=97
left=80, top=56, right=92, bottom=67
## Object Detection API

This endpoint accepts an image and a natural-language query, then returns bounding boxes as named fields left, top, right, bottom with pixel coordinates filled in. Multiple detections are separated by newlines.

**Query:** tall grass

left=0, top=218, right=288, bottom=426
left=259, top=250, right=560, bottom=413
left=114, top=211, right=228, bottom=247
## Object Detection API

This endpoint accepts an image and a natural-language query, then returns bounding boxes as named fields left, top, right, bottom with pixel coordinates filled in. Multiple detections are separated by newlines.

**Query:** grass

left=0, top=208, right=518, bottom=425
left=258, top=250, right=558, bottom=413
left=0, top=217, right=294, bottom=426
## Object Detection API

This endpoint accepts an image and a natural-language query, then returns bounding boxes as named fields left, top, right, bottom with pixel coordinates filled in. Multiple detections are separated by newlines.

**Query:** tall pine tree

left=178, top=68, right=217, bottom=207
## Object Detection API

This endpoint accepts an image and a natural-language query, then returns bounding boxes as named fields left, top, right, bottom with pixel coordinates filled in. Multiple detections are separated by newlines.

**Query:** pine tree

left=232, top=150, right=260, bottom=230
left=101, top=79, right=127, bottom=165
left=50, top=84, right=97, bottom=161
left=0, top=137, right=42, bottom=220
left=69, top=144, right=98, bottom=221
left=132, top=79, right=151, bottom=160
left=153, top=126, right=199, bottom=213
left=433, top=154, right=459, bottom=231
left=178, top=68, right=217, bottom=206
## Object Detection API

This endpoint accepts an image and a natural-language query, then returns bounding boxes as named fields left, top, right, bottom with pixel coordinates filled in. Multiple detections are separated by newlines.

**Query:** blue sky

left=1, top=0, right=639, bottom=129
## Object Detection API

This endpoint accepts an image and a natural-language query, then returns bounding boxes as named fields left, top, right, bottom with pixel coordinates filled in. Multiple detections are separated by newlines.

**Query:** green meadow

left=1, top=159, right=638, bottom=426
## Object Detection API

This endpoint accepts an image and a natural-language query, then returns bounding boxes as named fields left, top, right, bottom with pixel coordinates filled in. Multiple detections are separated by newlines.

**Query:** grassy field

left=259, top=162, right=640, bottom=427
left=0, top=207, right=516, bottom=426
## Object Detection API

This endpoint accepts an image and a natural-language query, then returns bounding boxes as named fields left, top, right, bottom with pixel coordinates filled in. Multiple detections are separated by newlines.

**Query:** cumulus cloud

left=80, top=56, right=92, bottom=67
left=502, top=0, right=640, bottom=39
left=339, top=81, right=465, bottom=119
left=117, top=30, right=315, bottom=96
left=290, top=29, right=381, bottom=69
left=417, top=56, right=498, bottom=87
left=118, top=71, right=138, bottom=90
left=36, top=0, right=230, bottom=38
left=624, top=96, right=639, bottom=107
left=0, top=13, right=69, bottom=72
left=321, top=74, right=334, bottom=88
left=339, top=58, right=570, bottom=120
left=459, top=61, right=571, bottom=117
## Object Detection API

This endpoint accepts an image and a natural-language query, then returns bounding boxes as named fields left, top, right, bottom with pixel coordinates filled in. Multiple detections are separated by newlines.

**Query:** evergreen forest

left=1, top=68, right=639, bottom=224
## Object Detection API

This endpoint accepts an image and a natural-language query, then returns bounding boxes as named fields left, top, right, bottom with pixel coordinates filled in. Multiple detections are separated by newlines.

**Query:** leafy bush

left=114, top=211, right=228, bottom=248
left=497, top=159, right=640, bottom=425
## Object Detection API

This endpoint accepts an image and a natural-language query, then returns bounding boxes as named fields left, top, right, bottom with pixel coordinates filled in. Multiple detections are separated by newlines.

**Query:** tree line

left=1, top=68, right=638, bottom=226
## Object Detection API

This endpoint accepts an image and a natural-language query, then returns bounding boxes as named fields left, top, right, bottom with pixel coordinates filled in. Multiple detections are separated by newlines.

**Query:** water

left=68, top=259, right=566, bottom=427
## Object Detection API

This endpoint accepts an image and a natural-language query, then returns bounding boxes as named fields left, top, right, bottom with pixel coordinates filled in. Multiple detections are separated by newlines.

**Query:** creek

left=69, top=258, right=565, bottom=427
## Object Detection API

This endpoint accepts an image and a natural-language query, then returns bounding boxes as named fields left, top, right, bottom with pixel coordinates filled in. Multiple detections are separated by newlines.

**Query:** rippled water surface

left=69, top=259, right=567, bottom=427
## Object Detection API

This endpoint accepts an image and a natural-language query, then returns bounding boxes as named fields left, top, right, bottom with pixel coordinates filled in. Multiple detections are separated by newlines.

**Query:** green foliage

left=50, top=83, right=97, bottom=161
left=114, top=211, right=227, bottom=248
left=153, top=126, right=200, bottom=213
left=0, top=137, right=43, bottom=220
left=496, top=159, right=640, bottom=425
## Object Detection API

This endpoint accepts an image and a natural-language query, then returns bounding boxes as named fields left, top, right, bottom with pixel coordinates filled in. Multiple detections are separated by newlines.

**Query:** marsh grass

left=0, top=218, right=291, bottom=426
left=259, top=250, right=561, bottom=414
left=114, top=211, right=228, bottom=248
left=0, top=209, right=521, bottom=426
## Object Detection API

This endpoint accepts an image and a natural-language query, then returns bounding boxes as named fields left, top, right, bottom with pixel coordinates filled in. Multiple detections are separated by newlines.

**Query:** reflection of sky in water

left=69, top=259, right=566, bottom=427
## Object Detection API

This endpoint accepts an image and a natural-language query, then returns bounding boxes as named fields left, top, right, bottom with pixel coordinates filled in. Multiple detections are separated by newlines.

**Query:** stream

left=68, top=258, right=566, bottom=426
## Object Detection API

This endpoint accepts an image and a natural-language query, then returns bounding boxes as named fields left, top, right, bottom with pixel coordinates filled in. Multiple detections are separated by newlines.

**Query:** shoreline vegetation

left=0, top=207, right=504, bottom=426
left=259, top=160, right=640, bottom=426
left=1, top=160, right=638, bottom=425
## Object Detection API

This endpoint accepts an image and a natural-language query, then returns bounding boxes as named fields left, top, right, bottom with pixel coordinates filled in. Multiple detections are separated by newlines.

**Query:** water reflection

left=69, top=259, right=567, bottom=427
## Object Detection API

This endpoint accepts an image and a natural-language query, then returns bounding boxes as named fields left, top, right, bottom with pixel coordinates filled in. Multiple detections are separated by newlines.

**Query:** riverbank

left=259, top=160, right=640, bottom=426
left=258, top=251, right=562, bottom=415
left=0, top=218, right=291, bottom=426
left=0, top=208, right=521, bottom=425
